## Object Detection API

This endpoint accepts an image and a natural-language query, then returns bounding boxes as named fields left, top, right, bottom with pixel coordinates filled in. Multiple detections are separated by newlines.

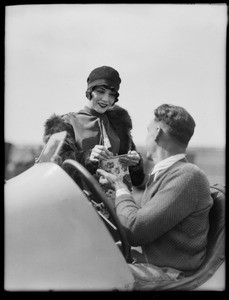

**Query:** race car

left=4, top=132, right=225, bottom=291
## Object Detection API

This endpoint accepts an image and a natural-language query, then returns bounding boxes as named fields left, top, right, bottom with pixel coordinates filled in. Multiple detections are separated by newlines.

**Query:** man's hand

left=90, top=145, right=113, bottom=162
left=119, top=150, right=140, bottom=167
left=96, top=169, right=117, bottom=185
left=96, top=169, right=127, bottom=190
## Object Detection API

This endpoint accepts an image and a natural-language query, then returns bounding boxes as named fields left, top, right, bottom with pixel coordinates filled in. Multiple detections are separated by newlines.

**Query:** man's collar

left=150, top=153, right=186, bottom=175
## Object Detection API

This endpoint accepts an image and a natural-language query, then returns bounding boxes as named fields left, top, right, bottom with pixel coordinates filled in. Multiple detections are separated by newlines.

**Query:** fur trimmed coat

left=43, top=105, right=145, bottom=187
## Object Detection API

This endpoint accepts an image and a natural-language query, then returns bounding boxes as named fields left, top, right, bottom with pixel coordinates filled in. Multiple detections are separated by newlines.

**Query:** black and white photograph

left=4, top=3, right=226, bottom=292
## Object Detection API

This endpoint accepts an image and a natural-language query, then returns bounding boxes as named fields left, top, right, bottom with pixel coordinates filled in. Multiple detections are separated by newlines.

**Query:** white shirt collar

left=150, top=153, right=186, bottom=176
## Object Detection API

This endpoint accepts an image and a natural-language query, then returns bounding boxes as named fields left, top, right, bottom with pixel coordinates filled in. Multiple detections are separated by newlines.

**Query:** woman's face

left=89, top=86, right=116, bottom=114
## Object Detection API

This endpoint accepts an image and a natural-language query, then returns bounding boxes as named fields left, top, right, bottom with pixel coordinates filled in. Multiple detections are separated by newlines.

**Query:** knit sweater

left=115, top=159, right=213, bottom=273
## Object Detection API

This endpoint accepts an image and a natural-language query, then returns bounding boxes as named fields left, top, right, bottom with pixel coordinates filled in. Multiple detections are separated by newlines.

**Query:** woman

left=43, top=66, right=145, bottom=240
left=43, top=66, right=145, bottom=188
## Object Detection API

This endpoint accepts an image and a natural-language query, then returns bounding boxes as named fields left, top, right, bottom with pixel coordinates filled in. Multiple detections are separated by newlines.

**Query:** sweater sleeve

left=115, top=166, right=203, bottom=246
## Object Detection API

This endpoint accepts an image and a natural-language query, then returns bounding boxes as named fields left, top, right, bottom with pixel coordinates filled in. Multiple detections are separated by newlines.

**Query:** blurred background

left=4, top=142, right=225, bottom=187
left=5, top=4, right=226, bottom=186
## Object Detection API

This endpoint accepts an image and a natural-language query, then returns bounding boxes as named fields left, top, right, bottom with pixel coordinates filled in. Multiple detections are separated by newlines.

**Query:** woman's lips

left=98, top=103, right=107, bottom=108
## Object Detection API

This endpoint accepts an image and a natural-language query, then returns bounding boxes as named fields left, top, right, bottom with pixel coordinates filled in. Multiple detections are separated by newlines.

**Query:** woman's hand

left=90, top=145, right=113, bottom=162
left=119, top=150, right=140, bottom=167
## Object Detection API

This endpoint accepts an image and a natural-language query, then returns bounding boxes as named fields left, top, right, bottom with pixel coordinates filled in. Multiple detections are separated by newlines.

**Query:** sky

left=4, top=3, right=227, bottom=148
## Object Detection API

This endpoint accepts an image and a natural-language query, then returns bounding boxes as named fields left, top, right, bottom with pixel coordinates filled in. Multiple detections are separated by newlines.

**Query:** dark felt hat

left=87, top=66, right=121, bottom=92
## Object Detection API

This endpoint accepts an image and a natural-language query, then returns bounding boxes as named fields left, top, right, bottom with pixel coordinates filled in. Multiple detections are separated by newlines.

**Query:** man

left=97, top=104, right=213, bottom=278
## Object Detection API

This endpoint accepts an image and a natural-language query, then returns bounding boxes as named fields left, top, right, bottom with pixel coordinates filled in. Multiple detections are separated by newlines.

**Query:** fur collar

left=106, top=105, right=133, bottom=154
left=43, top=105, right=133, bottom=154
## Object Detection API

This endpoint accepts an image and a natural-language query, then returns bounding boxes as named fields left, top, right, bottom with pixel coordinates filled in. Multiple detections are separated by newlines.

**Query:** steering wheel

left=62, top=159, right=132, bottom=262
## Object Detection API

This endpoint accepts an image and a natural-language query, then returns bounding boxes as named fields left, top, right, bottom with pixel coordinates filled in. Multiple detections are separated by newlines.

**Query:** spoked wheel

left=62, top=159, right=132, bottom=262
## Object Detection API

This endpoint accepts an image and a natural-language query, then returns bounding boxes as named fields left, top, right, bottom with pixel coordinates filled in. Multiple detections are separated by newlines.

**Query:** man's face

left=145, top=118, right=159, bottom=161
left=90, top=86, right=116, bottom=114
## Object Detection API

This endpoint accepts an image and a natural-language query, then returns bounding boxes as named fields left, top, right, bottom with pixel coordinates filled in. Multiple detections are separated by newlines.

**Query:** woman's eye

left=96, top=89, right=104, bottom=94
left=94, top=88, right=115, bottom=98
left=108, top=92, right=116, bottom=98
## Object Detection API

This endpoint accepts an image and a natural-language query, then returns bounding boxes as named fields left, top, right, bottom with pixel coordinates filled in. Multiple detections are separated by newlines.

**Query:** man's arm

left=112, top=168, right=199, bottom=246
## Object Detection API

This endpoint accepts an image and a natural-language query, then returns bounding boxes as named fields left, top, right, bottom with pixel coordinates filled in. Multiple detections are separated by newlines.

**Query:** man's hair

left=154, top=104, right=196, bottom=146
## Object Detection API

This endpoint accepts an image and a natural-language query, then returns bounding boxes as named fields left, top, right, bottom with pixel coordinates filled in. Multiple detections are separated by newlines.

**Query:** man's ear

left=155, top=127, right=163, bottom=143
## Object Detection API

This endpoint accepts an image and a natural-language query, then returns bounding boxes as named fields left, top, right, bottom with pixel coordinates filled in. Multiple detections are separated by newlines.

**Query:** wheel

left=62, top=159, right=132, bottom=262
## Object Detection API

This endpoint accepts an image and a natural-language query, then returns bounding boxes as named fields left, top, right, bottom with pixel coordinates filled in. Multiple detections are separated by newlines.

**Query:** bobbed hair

left=85, top=85, right=119, bottom=103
